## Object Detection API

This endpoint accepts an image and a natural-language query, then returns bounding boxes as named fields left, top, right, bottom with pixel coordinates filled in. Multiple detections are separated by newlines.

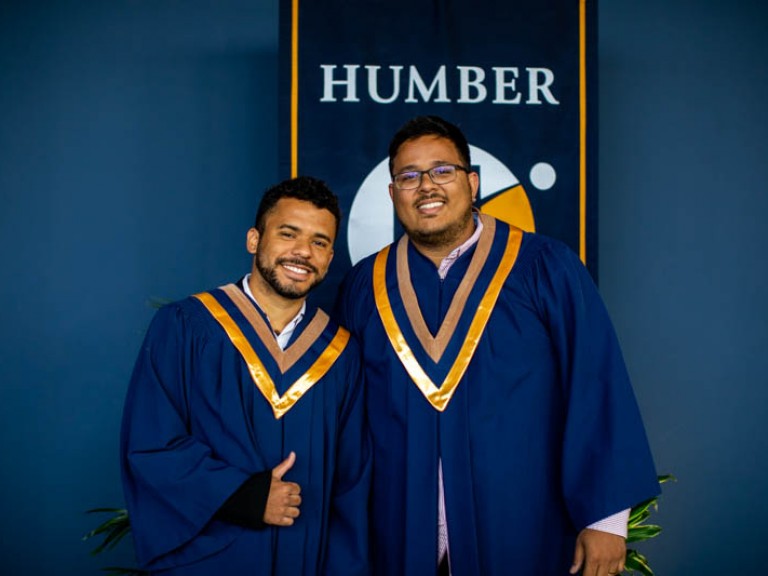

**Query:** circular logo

left=347, top=145, right=536, bottom=265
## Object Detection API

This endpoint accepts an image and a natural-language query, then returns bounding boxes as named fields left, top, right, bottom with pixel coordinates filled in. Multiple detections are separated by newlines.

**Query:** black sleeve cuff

left=215, top=470, right=272, bottom=530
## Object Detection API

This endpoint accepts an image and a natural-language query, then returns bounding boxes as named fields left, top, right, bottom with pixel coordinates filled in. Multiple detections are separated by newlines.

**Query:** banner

left=279, top=0, right=598, bottom=307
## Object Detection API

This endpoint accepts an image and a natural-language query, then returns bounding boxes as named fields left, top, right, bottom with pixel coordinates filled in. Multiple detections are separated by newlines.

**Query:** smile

left=278, top=258, right=318, bottom=279
left=415, top=195, right=446, bottom=213
left=419, top=201, right=444, bottom=210
left=282, top=264, right=309, bottom=276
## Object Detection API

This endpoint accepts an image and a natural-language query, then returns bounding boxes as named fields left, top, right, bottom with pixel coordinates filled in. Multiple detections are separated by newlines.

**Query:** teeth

left=284, top=265, right=308, bottom=275
left=419, top=201, right=443, bottom=210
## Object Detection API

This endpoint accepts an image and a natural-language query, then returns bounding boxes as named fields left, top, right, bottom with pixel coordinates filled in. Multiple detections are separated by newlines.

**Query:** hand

left=263, top=451, right=302, bottom=527
left=569, top=528, right=626, bottom=576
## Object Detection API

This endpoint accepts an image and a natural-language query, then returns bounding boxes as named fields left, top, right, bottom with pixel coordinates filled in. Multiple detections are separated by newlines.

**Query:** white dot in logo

left=529, top=162, right=556, bottom=191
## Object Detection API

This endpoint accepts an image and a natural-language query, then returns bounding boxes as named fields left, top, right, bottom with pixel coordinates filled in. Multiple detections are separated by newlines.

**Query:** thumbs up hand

left=263, top=451, right=302, bottom=527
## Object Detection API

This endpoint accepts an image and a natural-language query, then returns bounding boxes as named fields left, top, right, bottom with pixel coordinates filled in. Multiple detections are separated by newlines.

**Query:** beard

left=401, top=202, right=474, bottom=249
left=254, top=252, right=324, bottom=300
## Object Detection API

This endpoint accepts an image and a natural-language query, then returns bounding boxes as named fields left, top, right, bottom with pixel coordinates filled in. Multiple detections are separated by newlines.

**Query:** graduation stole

left=193, top=284, right=350, bottom=419
left=373, top=216, right=523, bottom=411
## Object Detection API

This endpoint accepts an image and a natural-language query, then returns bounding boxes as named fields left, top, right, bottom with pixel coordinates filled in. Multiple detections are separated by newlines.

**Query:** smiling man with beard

left=121, top=177, right=370, bottom=575
left=335, top=116, right=659, bottom=576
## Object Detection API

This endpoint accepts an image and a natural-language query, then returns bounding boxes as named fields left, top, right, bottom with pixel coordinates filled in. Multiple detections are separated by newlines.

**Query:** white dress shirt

left=242, top=273, right=305, bottom=350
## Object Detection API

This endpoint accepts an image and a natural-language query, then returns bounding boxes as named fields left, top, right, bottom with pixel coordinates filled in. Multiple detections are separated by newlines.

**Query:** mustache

left=277, top=257, right=318, bottom=275
left=413, top=192, right=447, bottom=208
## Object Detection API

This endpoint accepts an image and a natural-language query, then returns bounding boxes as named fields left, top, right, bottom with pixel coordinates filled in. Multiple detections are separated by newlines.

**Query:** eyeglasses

left=392, top=164, right=470, bottom=190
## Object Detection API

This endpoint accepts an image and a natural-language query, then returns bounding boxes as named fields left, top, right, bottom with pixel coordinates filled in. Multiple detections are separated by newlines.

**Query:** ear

left=246, top=228, right=259, bottom=255
left=468, top=171, right=480, bottom=203
left=388, top=182, right=395, bottom=201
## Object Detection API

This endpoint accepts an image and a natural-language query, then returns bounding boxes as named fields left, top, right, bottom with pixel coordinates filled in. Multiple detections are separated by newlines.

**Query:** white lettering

left=526, top=67, right=559, bottom=104
left=366, top=65, right=403, bottom=104
left=492, top=67, right=521, bottom=104
left=457, top=66, right=487, bottom=104
left=320, top=64, right=361, bottom=102
left=405, top=65, right=450, bottom=103
left=317, top=64, right=560, bottom=106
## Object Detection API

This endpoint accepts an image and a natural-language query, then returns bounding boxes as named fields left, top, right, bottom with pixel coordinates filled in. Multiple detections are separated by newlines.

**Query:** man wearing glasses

left=335, top=116, right=659, bottom=576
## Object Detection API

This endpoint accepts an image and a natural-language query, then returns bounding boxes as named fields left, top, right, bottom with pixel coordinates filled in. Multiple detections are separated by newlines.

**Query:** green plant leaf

left=94, top=523, right=132, bottom=555
left=657, top=474, right=676, bottom=485
left=628, top=498, right=656, bottom=524
left=626, top=524, right=662, bottom=543
left=83, top=517, right=129, bottom=540
left=623, top=474, right=674, bottom=573
left=624, top=549, right=653, bottom=576
left=628, top=508, right=651, bottom=527
left=83, top=509, right=128, bottom=533
left=82, top=508, right=132, bottom=555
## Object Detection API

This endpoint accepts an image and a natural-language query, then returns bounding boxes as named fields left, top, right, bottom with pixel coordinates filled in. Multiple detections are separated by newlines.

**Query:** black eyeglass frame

left=391, top=164, right=471, bottom=190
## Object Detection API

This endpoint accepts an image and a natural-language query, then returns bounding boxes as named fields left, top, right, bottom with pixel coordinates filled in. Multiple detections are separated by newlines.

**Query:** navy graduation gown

left=335, top=216, right=658, bottom=575
left=121, top=284, right=370, bottom=575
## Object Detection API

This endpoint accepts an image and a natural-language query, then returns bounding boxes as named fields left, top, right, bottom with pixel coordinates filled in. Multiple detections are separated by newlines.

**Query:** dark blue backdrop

left=280, top=0, right=598, bottom=291
left=1, top=1, right=767, bottom=574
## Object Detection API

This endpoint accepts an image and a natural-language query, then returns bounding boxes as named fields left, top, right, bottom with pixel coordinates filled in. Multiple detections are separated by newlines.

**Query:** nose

left=291, top=236, right=312, bottom=258
left=417, top=170, right=438, bottom=193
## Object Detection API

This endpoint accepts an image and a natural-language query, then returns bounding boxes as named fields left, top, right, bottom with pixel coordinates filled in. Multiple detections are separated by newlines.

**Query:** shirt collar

left=242, top=273, right=306, bottom=350
left=436, top=214, right=484, bottom=280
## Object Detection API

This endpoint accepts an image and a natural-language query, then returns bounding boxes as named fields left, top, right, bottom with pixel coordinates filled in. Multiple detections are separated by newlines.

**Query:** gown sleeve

left=323, top=278, right=372, bottom=576
left=120, top=303, right=252, bottom=570
left=322, top=331, right=372, bottom=575
left=528, top=239, right=660, bottom=529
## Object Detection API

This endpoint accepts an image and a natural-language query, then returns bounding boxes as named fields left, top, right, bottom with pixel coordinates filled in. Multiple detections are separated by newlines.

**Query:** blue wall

left=1, top=1, right=766, bottom=573
left=599, top=1, right=768, bottom=571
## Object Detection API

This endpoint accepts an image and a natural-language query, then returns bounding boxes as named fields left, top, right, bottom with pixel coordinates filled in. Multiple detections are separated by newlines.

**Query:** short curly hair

left=388, top=115, right=471, bottom=175
left=254, top=176, right=341, bottom=237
